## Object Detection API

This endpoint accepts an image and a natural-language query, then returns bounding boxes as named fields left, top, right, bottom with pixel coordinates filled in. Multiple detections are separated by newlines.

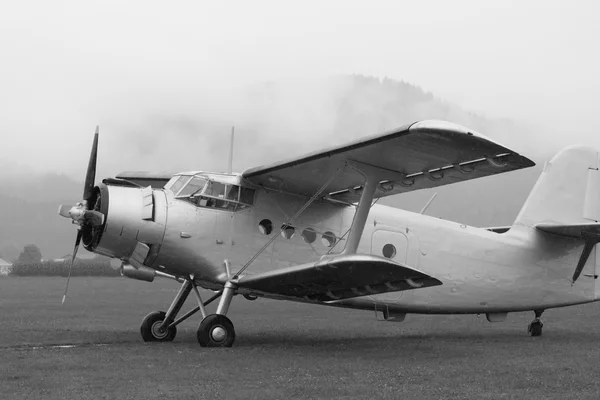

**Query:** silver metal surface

left=168, top=291, right=223, bottom=328
left=160, top=280, right=192, bottom=330
left=63, top=122, right=600, bottom=329
left=419, top=192, right=438, bottom=215
left=343, top=171, right=377, bottom=255
left=236, top=253, right=440, bottom=301
left=191, top=280, right=208, bottom=319
left=121, top=264, right=156, bottom=282
left=93, top=186, right=167, bottom=260
left=151, top=321, right=169, bottom=339
left=216, top=281, right=237, bottom=315
left=242, top=120, right=534, bottom=202
left=211, top=326, right=227, bottom=342
left=233, top=167, right=343, bottom=278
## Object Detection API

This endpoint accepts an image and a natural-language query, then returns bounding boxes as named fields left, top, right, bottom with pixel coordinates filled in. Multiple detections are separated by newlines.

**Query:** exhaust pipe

left=121, top=264, right=156, bottom=282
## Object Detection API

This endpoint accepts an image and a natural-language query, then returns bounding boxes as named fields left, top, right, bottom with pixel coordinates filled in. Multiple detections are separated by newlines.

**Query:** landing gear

left=141, top=311, right=177, bottom=342
left=197, top=314, right=236, bottom=347
left=139, top=277, right=238, bottom=347
left=196, top=281, right=238, bottom=347
left=528, top=310, right=544, bottom=337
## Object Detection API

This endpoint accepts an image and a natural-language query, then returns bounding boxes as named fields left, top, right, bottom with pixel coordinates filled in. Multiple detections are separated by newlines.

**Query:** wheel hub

left=211, top=326, right=227, bottom=342
left=151, top=321, right=168, bottom=339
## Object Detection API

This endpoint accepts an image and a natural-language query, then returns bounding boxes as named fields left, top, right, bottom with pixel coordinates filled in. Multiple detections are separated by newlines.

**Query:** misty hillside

left=0, top=75, right=546, bottom=259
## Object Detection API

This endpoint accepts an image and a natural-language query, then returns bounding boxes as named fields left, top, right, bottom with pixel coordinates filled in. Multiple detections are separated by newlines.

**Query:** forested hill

left=0, top=75, right=545, bottom=260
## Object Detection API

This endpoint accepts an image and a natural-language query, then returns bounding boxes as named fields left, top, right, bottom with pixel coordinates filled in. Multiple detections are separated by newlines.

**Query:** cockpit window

left=177, top=177, right=208, bottom=198
left=177, top=178, right=255, bottom=211
left=166, top=175, right=192, bottom=196
left=226, top=185, right=239, bottom=201
left=204, top=181, right=226, bottom=198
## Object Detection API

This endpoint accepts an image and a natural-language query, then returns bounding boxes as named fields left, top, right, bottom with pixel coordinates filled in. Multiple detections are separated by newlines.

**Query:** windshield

left=177, top=178, right=255, bottom=211
left=165, top=175, right=191, bottom=195
left=177, top=176, right=208, bottom=197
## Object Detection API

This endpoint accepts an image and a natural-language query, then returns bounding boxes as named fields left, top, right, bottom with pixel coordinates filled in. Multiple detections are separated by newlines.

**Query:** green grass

left=2, top=277, right=600, bottom=399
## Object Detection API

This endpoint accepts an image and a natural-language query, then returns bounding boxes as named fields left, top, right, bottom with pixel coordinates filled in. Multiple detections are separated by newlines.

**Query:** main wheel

left=197, top=314, right=236, bottom=347
left=140, top=311, right=177, bottom=342
left=528, top=320, right=543, bottom=337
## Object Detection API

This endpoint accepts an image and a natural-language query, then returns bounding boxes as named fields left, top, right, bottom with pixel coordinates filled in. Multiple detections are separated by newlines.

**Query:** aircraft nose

left=85, top=183, right=167, bottom=266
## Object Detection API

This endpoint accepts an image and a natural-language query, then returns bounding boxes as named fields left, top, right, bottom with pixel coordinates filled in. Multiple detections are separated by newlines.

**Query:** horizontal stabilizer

left=536, top=223, right=600, bottom=239
left=235, top=254, right=442, bottom=302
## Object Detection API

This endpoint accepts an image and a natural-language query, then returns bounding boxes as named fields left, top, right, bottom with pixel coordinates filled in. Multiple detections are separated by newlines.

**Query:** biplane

left=58, top=120, right=600, bottom=347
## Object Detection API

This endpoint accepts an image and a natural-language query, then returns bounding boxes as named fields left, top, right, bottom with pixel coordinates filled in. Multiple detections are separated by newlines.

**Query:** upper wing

left=242, top=120, right=535, bottom=203
left=235, top=253, right=442, bottom=302
left=113, top=171, right=175, bottom=188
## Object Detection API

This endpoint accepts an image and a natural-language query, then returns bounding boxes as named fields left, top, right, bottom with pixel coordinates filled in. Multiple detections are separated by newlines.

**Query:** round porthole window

left=301, top=228, right=317, bottom=243
left=258, top=219, right=273, bottom=235
left=382, top=243, right=396, bottom=259
left=321, top=231, right=336, bottom=248
left=281, top=224, right=296, bottom=239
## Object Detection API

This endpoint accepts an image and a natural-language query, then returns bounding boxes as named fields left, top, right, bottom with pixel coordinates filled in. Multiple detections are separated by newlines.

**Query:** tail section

left=514, top=146, right=600, bottom=228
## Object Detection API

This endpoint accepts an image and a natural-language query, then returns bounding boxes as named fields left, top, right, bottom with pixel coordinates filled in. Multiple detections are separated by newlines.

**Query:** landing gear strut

left=528, top=310, right=544, bottom=337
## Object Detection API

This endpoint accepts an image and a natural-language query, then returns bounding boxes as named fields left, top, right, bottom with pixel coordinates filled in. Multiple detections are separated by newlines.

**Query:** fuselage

left=94, top=176, right=597, bottom=315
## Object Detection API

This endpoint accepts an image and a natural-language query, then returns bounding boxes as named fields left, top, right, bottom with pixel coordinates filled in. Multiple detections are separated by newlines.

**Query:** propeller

left=62, top=230, right=82, bottom=304
left=58, top=126, right=102, bottom=303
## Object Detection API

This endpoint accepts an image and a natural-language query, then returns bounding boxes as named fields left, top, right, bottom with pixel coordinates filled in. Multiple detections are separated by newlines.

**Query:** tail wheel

left=141, top=311, right=177, bottom=342
left=197, top=314, right=236, bottom=347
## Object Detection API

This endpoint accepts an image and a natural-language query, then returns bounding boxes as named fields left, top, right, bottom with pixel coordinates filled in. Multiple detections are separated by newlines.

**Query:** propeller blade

left=62, top=229, right=82, bottom=304
left=84, top=210, right=105, bottom=227
left=58, top=204, right=72, bottom=218
left=83, top=126, right=99, bottom=201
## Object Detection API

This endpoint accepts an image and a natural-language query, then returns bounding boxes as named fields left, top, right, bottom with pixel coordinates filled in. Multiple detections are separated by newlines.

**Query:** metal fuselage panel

left=351, top=210, right=596, bottom=314
left=150, top=185, right=597, bottom=314
left=153, top=188, right=348, bottom=283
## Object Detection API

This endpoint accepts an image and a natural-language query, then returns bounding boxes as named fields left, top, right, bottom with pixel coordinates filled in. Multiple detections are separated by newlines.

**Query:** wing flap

left=235, top=254, right=442, bottom=301
left=242, top=120, right=534, bottom=202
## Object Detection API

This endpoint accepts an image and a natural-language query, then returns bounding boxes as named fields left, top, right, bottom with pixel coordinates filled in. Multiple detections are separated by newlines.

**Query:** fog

left=1, top=0, right=599, bottom=181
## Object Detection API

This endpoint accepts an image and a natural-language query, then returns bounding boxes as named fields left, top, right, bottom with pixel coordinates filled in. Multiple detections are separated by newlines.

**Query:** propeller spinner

left=57, top=126, right=105, bottom=303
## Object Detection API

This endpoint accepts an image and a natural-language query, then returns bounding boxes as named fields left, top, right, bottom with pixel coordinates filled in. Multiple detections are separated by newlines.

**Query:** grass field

left=2, top=277, right=600, bottom=399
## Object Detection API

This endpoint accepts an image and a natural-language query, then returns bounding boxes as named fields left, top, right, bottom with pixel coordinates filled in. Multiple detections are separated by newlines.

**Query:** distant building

left=0, top=258, right=12, bottom=276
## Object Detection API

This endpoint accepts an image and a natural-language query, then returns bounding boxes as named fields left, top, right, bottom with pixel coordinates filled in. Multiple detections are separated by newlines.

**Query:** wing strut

left=342, top=160, right=406, bottom=254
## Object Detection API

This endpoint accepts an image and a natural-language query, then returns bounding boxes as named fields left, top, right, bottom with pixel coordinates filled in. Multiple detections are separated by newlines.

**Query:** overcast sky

left=1, top=0, right=598, bottom=180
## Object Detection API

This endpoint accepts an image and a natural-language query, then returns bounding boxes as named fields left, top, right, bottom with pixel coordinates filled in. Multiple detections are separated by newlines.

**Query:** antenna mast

left=227, top=126, right=235, bottom=174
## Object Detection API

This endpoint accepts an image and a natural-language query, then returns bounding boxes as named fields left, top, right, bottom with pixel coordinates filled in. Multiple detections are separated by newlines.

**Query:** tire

left=528, top=321, right=543, bottom=337
left=140, top=311, right=177, bottom=342
left=197, top=314, right=236, bottom=347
